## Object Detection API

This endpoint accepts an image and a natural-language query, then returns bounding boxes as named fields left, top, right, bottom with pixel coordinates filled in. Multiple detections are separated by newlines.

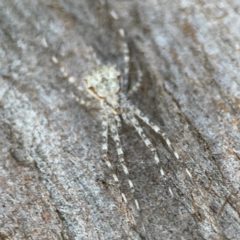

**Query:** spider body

left=84, top=65, right=121, bottom=114
left=50, top=14, right=180, bottom=224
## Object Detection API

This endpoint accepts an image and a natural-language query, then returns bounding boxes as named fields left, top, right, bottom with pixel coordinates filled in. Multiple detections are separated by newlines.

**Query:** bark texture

left=1, top=0, right=240, bottom=239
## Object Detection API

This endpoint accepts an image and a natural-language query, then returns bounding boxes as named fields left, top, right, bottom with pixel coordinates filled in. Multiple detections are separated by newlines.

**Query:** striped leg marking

left=127, top=68, right=143, bottom=97
left=125, top=112, right=165, bottom=176
left=110, top=116, right=131, bottom=181
left=134, top=107, right=180, bottom=160
left=101, top=115, right=120, bottom=183
left=110, top=116, right=140, bottom=210
left=101, top=115, right=111, bottom=167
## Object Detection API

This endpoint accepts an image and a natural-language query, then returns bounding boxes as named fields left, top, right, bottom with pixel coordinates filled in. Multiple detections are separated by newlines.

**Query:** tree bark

left=1, top=0, right=240, bottom=239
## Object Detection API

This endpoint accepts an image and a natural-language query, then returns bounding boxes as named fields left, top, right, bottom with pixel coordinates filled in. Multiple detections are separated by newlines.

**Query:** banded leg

left=124, top=111, right=175, bottom=197
left=123, top=112, right=165, bottom=177
left=109, top=9, right=130, bottom=92
left=101, top=114, right=110, bottom=166
left=110, top=115, right=140, bottom=211
left=51, top=53, right=97, bottom=107
left=51, top=55, right=84, bottom=93
left=118, top=28, right=130, bottom=79
left=101, top=114, right=119, bottom=183
left=127, top=67, right=143, bottom=98
left=133, top=106, right=193, bottom=183
left=134, top=107, right=180, bottom=161
left=109, top=9, right=142, bottom=98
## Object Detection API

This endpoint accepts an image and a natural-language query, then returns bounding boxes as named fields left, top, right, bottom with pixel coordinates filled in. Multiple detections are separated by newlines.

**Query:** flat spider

left=50, top=20, right=180, bottom=216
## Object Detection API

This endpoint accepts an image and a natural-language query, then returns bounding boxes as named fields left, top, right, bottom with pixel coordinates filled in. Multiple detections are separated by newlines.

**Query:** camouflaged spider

left=50, top=15, right=180, bottom=215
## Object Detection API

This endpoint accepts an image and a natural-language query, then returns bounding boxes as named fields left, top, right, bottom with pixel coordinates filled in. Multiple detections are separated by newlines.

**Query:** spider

left=49, top=11, right=180, bottom=218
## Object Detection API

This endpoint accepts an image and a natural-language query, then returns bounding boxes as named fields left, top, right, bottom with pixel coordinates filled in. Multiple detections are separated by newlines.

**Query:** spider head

left=84, top=65, right=121, bottom=112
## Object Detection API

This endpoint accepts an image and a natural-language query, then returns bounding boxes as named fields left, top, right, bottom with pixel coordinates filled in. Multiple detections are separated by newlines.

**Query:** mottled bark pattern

left=0, top=0, right=240, bottom=239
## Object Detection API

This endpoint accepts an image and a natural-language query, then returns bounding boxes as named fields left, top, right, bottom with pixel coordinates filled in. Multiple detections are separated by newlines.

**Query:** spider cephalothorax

left=84, top=65, right=121, bottom=114
left=84, top=65, right=120, bottom=98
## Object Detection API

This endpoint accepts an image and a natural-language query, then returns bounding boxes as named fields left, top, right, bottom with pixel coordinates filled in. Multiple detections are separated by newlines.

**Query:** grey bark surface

left=1, top=0, right=240, bottom=239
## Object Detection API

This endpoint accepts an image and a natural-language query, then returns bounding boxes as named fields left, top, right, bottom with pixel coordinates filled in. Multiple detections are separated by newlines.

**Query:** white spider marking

left=135, top=199, right=140, bottom=211
left=109, top=9, right=119, bottom=20
left=41, top=37, right=48, bottom=48
left=121, top=192, right=128, bottom=204
left=112, top=174, right=119, bottom=182
left=47, top=9, right=183, bottom=223
left=186, top=168, right=192, bottom=178
left=169, top=187, right=173, bottom=197
left=51, top=55, right=59, bottom=64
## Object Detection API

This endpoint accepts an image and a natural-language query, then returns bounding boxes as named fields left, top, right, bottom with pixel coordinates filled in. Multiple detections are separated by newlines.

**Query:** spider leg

left=101, top=115, right=111, bottom=166
left=123, top=111, right=177, bottom=198
left=123, top=111, right=165, bottom=176
left=51, top=55, right=85, bottom=93
left=100, top=112, right=120, bottom=183
left=109, top=10, right=141, bottom=98
left=108, top=9, right=129, bottom=80
left=51, top=54, right=98, bottom=108
left=118, top=28, right=130, bottom=91
left=133, top=107, right=180, bottom=161
left=109, top=115, right=140, bottom=211
left=127, top=66, right=143, bottom=98
left=119, top=28, right=130, bottom=77
left=132, top=106, right=194, bottom=189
